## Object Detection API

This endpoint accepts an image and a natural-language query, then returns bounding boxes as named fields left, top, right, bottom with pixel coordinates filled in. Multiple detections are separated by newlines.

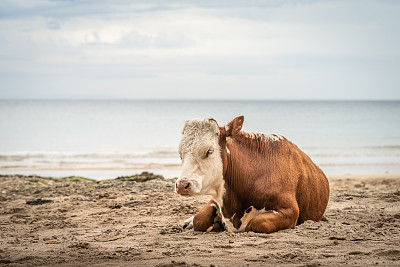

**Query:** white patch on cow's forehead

left=245, top=132, right=284, bottom=142
left=183, top=119, right=219, bottom=136
left=180, top=119, right=219, bottom=153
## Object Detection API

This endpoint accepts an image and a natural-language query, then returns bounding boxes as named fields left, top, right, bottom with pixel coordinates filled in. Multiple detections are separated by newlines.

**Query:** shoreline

left=0, top=167, right=182, bottom=180
left=327, top=172, right=400, bottom=180
left=1, top=170, right=400, bottom=181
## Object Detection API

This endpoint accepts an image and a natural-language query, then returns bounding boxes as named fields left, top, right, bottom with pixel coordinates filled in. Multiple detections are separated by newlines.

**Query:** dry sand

left=1, top=173, right=400, bottom=267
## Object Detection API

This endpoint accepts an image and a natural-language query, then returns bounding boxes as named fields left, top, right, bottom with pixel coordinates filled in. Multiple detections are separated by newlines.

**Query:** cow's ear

left=208, top=118, right=218, bottom=125
left=224, top=116, right=244, bottom=137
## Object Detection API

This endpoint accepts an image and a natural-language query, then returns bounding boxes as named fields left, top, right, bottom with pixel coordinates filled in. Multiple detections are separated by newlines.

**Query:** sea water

left=0, top=100, right=399, bottom=179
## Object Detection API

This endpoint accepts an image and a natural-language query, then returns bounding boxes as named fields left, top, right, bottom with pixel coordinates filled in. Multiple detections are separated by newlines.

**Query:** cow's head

left=175, top=116, right=244, bottom=198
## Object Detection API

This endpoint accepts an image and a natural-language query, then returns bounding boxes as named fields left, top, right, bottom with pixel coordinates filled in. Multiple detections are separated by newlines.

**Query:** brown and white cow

left=175, top=116, right=329, bottom=234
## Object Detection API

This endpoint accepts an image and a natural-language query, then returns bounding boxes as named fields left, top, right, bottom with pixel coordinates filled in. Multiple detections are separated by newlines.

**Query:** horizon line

left=0, top=98, right=399, bottom=102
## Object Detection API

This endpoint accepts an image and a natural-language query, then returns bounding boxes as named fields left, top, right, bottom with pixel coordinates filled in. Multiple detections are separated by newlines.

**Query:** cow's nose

left=177, top=180, right=192, bottom=189
left=176, top=179, right=193, bottom=195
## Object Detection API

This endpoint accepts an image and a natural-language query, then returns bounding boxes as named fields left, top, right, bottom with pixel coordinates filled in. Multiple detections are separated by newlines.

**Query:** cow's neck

left=221, top=136, right=258, bottom=220
left=220, top=142, right=238, bottom=217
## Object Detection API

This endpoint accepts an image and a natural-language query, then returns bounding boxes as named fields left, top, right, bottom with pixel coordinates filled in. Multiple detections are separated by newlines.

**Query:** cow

left=175, top=116, right=329, bottom=234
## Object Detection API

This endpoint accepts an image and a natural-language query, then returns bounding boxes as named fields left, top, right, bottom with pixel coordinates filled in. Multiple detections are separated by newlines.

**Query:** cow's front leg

left=244, top=204, right=299, bottom=234
left=181, top=200, right=218, bottom=231
left=192, top=199, right=219, bottom=232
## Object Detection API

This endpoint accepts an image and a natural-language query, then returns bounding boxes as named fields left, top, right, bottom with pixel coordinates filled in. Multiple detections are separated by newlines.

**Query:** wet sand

left=1, top=173, right=400, bottom=266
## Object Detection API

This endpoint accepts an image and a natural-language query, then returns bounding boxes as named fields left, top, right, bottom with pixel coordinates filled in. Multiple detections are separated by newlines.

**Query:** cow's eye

left=206, top=148, right=214, bottom=157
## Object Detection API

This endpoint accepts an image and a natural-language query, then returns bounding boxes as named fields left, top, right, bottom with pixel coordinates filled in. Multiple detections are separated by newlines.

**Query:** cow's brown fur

left=192, top=116, right=329, bottom=234
left=193, top=199, right=217, bottom=231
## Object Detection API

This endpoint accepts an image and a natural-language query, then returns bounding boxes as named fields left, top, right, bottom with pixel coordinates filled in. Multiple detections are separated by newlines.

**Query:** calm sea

left=0, top=100, right=399, bottom=179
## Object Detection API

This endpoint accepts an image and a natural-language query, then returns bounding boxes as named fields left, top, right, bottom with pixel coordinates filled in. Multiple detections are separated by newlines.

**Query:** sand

left=1, top=173, right=400, bottom=267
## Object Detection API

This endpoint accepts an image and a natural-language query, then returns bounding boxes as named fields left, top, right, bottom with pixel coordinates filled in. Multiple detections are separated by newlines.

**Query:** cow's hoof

left=211, top=221, right=226, bottom=232
left=221, top=220, right=227, bottom=231
left=181, top=216, right=194, bottom=230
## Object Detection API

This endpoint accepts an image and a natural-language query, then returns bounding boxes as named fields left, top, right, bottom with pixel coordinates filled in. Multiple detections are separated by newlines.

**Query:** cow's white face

left=176, top=119, right=224, bottom=198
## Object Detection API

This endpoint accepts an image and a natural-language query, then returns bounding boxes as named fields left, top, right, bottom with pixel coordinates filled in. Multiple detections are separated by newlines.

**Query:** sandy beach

left=1, top=172, right=400, bottom=267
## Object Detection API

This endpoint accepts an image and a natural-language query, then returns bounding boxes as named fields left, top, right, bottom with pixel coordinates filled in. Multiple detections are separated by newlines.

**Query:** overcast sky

left=0, top=0, right=399, bottom=100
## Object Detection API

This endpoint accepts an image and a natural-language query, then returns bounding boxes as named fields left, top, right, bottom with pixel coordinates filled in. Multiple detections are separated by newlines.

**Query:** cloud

left=0, top=0, right=399, bottom=99
left=46, top=20, right=60, bottom=30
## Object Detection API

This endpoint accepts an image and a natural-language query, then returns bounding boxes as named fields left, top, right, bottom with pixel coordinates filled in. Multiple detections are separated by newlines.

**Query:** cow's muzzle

left=175, top=178, right=197, bottom=195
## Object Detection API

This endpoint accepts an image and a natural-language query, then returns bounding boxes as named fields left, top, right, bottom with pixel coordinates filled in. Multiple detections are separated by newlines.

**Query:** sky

left=0, top=0, right=399, bottom=100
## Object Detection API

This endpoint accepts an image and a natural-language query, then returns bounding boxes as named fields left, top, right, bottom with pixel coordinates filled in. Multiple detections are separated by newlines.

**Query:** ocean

left=1, top=100, right=399, bottom=179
